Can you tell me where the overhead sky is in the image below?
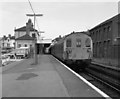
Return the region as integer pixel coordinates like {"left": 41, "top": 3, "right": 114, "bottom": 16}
{"left": 0, "top": 0, "right": 119, "bottom": 39}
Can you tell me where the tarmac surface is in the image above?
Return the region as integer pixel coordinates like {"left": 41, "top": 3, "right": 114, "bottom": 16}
{"left": 2, "top": 55, "right": 105, "bottom": 97}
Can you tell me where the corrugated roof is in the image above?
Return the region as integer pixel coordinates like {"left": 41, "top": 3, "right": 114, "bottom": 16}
{"left": 15, "top": 34, "right": 34, "bottom": 40}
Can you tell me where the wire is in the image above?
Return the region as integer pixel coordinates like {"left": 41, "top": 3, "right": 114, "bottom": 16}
{"left": 27, "top": 0, "right": 41, "bottom": 34}
{"left": 35, "top": 18, "right": 41, "bottom": 35}
{"left": 28, "top": 0, "right": 35, "bottom": 14}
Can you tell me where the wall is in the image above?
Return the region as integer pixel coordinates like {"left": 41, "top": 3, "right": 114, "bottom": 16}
{"left": 1, "top": 38, "right": 15, "bottom": 48}
{"left": 15, "top": 31, "right": 26, "bottom": 39}
{"left": 111, "top": 15, "right": 118, "bottom": 45}
{"left": 15, "top": 31, "right": 39, "bottom": 41}
{"left": 15, "top": 40, "right": 34, "bottom": 49}
{"left": 90, "top": 14, "right": 119, "bottom": 67}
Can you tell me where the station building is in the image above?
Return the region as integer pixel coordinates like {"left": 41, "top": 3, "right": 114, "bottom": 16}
{"left": 37, "top": 38, "right": 52, "bottom": 54}
{"left": 14, "top": 19, "right": 51, "bottom": 54}
{"left": 14, "top": 19, "right": 38, "bottom": 49}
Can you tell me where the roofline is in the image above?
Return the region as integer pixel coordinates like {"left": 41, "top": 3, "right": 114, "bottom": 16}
{"left": 89, "top": 13, "right": 119, "bottom": 31}
{"left": 64, "top": 31, "right": 89, "bottom": 39}
{"left": 14, "top": 26, "right": 38, "bottom": 32}
{"left": 15, "top": 37, "right": 34, "bottom": 40}
{"left": 15, "top": 34, "right": 34, "bottom": 40}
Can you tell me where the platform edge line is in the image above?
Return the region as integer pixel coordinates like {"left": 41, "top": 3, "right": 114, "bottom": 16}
{"left": 52, "top": 55, "right": 111, "bottom": 99}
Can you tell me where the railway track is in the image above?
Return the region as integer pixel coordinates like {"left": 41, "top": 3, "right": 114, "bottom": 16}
{"left": 80, "top": 64, "right": 120, "bottom": 98}
{"left": 53, "top": 56, "right": 120, "bottom": 98}
{"left": 63, "top": 62, "right": 120, "bottom": 98}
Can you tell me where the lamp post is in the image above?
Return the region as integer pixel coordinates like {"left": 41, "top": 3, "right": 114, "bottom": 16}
{"left": 0, "top": 44, "right": 1, "bottom": 67}
{"left": 26, "top": 14, "right": 43, "bottom": 65}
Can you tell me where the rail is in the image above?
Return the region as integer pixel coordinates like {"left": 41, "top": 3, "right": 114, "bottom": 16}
{"left": 86, "top": 63, "right": 120, "bottom": 93}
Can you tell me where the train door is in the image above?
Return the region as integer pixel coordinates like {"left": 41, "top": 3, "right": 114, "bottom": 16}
{"left": 64, "top": 38, "right": 72, "bottom": 60}
{"left": 83, "top": 37, "right": 92, "bottom": 59}
{"left": 75, "top": 37, "right": 83, "bottom": 59}
{"left": 68, "top": 35, "right": 83, "bottom": 60}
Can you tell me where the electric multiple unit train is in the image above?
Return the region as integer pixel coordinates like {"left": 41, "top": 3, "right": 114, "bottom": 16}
{"left": 49, "top": 31, "right": 93, "bottom": 71}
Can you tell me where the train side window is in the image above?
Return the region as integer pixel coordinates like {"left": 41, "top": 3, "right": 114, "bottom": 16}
{"left": 85, "top": 38, "right": 91, "bottom": 47}
{"left": 76, "top": 38, "right": 81, "bottom": 47}
{"left": 66, "top": 39, "right": 71, "bottom": 47}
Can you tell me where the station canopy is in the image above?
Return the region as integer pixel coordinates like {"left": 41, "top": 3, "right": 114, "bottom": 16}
{"left": 37, "top": 38, "right": 52, "bottom": 44}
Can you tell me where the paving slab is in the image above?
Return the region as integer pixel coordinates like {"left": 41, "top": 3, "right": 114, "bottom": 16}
{"left": 2, "top": 55, "right": 69, "bottom": 97}
{"left": 2, "top": 55, "right": 105, "bottom": 97}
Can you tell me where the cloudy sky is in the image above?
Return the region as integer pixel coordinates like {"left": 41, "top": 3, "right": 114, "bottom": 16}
{"left": 0, "top": 0, "right": 119, "bottom": 39}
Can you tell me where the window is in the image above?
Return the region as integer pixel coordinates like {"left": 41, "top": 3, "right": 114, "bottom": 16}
{"left": 98, "top": 32, "right": 100, "bottom": 41}
{"left": 96, "top": 31, "right": 98, "bottom": 40}
{"left": 32, "top": 33, "right": 36, "bottom": 38}
{"left": 25, "top": 44, "right": 27, "bottom": 47}
{"left": 2, "top": 43, "right": 4, "bottom": 47}
{"left": 30, "top": 44, "right": 32, "bottom": 47}
{"left": 18, "top": 44, "right": 21, "bottom": 48}
{"left": 66, "top": 39, "right": 71, "bottom": 47}
{"left": 76, "top": 38, "right": 81, "bottom": 47}
{"left": 85, "top": 38, "right": 91, "bottom": 47}
{"left": 7, "top": 43, "right": 10, "bottom": 47}
{"left": 107, "top": 26, "right": 111, "bottom": 32}
{"left": 99, "top": 30, "right": 101, "bottom": 41}
{"left": 103, "top": 27, "right": 106, "bottom": 32}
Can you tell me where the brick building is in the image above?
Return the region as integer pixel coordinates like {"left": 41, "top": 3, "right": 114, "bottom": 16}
{"left": 89, "top": 14, "right": 120, "bottom": 68}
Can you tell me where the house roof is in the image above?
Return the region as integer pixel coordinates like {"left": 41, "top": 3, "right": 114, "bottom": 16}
{"left": 10, "top": 36, "right": 15, "bottom": 40}
{"left": 1, "top": 36, "right": 15, "bottom": 40}
{"left": 15, "top": 34, "right": 34, "bottom": 40}
{"left": 15, "top": 26, "right": 38, "bottom": 32}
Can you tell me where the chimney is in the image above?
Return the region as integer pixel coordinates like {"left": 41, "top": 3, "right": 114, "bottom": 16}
{"left": 26, "top": 19, "right": 33, "bottom": 35}
{"left": 8, "top": 34, "right": 11, "bottom": 38}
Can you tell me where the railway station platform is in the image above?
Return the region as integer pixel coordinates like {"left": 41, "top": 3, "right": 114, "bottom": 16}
{"left": 2, "top": 55, "right": 110, "bottom": 98}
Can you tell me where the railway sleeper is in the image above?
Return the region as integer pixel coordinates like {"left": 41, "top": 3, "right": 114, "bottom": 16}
{"left": 89, "top": 64, "right": 120, "bottom": 80}
{"left": 86, "top": 68, "right": 120, "bottom": 91}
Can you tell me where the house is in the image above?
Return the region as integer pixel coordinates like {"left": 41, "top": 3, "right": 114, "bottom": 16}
{"left": 1, "top": 35, "right": 15, "bottom": 49}
{"left": 0, "top": 35, "right": 15, "bottom": 53}
{"left": 14, "top": 19, "right": 39, "bottom": 49}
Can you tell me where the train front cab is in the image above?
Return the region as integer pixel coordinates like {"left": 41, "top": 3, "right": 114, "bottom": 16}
{"left": 64, "top": 34, "right": 92, "bottom": 72}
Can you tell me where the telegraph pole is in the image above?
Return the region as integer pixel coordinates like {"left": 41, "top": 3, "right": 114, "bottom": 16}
{"left": 26, "top": 14, "right": 43, "bottom": 65}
